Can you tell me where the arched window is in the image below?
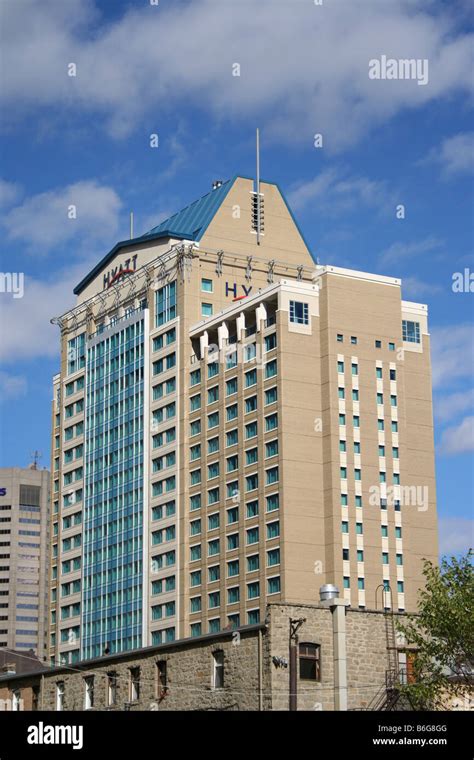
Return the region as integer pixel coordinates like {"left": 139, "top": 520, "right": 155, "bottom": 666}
{"left": 299, "top": 642, "right": 321, "bottom": 681}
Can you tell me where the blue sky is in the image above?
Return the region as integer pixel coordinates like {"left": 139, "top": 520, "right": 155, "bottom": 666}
{"left": 0, "top": 0, "right": 473, "bottom": 556}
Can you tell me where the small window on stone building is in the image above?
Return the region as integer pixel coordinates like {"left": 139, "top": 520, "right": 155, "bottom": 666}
{"left": 84, "top": 676, "right": 94, "bottom": 710}
{"left": 156, "top": 660, "right": 168, "bottom": 698}
{"left": 212, "top": 650, "right": 224, "bottom": 690}
{"left": 56, "top": 681, "right": 65, "bottom": 711}
{"left": 129, "top": 667, "right": 140, "bottom": 702}
{"left": 299, "top": 642, "right": 321, "bottom": 681}
{"left": 12, "top": 689, "right": 21, "bottom": 711}
{"left": 107, "top": 672, "right": 117, "bottom": 706}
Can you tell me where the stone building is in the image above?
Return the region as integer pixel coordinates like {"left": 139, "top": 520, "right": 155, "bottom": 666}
{"left": 0, "top": 598, "right": 410, "bottom": 711}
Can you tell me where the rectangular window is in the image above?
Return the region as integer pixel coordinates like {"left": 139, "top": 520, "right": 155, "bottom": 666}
{"left": 337, "top": 361, "right": 344, "bottom": 373}
{"left": 201, "top": 303, "right": 213, "bottom": 317}
{"left": 265, "top": 439, "right": 278, "bottom": 458}
{"left": 226, "top": 429, "right": 238, "bottom": 447}
{"left": 265, "top": 359, "right": 277, "bottom": 379}
{"left": 245, "top": 396, "right": 257, "bottom": 413}
{"left": 246, "top": 527, "right": 259, "bottom": 545}
{"left": 201, "top": 278, "right": 213, "bottom": 292}
{"left": 156, "top": 281, "right": 177, "bottom": 327}
{"left": 208, "top": 513, "right": 220, "bottom": 531}
{"left": 266, "top": 466, "right": 279, "bottom": 485}
{"left": 207, "top": 488, "right": 219, "bottom": 504}
{"left": 245, "top": 369, "right": 257, "bottom": 387}
{"left": 246, "top": 474, "right": 258, "bottom": 492}
{"left": 289, "top": 301, "right": 309, "bottom": 325}
{"left": 246, "top": 447, "right": 258, "bottom": 465}
{"left": 206, "top": 361, "right": 218, "bottom": 379}
{"left": 267, "top": 548, "right": 280, "bottom": 567}
{"left": 84, "top": 676, "right": 94, "bottom": 710}
{"left": 247, "top": 499, "right": 259, "bottom": 517}
{"left": 208, "top": 411, "right": 219, "bottom": 429}
{"left": 212, "top": 651, "right": 224, "bottom": 690}
{"left": 266, "top": 521, "right": 279, "bottom": 539}
{"left": 247, "top": 581, "right": 260, "bottom": 599}
{"left": 268, "top": 576, "right": 281, "bottom": 594}
{"left": 264, "top": 333, "right": 277, "bottom": 352}
{"left": 226, "top": 377, "right": 238, "bottom": 396}
{"left": 130, "top": 668, "right": 140, "bottom": 702}
{"left": 208, "top": 462, "right": 219, "bottom": 479}
{"left": 245, "top": 421, "right": 258, "bottom": 439}
{"left": 264, "top": 387, "right": 277, "bottom": 405}
{"left": 208, "top": 386, "right": 219, "bottom": 404}
{"left": 402, "top": 320, "right": 420, "bottom": 344}
{"left": 265, "top": 413, "right": 278, "bottom": 432}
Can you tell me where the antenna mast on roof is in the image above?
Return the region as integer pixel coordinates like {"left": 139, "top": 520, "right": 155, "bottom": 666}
{"left": 256, "top": 128, "right": 261, "bottom": 245}
{"left": 30, "top": 451, "right": 42, "bottom": 470}
{"left": 130, "top": 211, "right": 134, "bottom": 239}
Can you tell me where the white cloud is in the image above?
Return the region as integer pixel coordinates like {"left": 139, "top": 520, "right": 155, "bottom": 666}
{"left": 0, "top": 371, "right": 27, "bottom": 401}
{"left": 422, "top": 131, "right": 474, "bottom": 176}
{"left": 439, "top": 415, "right": 474, "bottom": 455}
{"left": 0, "top": 258, "right": 97, "bottom": 363}
{"left": 379, "top": 236, "right": 443, "bottom": 267}
{"left": 1, "top": 0, "right": 473, "bottom": 149}
{"left": 431, "top": 323, "right": 474, "bottom": 388}
{"left": 0, "top": 179, "right": 21, "bottom": 208}
{"left": 401, "top": 276, "right": 441, "bottom": 298}
{"left": 438, "top": 517, "right": 474, "bottom": 556}
{"left": 288, "top": 168, "right": 393, "bottom": 215}
{"left": 2, "top": 181, "right": 123, "bottom": 253}
{"left": 434, "top": 388, "right": 474, "bottom": 423}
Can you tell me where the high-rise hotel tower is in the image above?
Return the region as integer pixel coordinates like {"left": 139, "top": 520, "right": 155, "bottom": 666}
{"left": 49, "top": 176, "right": 437, "bottom": 664}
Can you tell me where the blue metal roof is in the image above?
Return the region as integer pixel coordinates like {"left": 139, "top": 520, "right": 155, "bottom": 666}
{"left": 141, "top": 178, "right": 234, "bottom": 242}
{"left": 73, "top": 179, "right": 235, "bottom": 295}
{"left": 73, "top": 175, "right": 313, "bottom": 295}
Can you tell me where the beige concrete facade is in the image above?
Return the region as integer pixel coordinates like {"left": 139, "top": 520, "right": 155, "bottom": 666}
{"left": 48, "top": 176, "right": 437, "bottom": 665}
{"left": 0, "top": 467, "right": 50, "bottom": 656}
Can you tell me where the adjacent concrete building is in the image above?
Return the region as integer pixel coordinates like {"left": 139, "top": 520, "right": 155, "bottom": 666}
{"left": 0, "top": 466, "right": 50, "bottom": 656}
{"left": 48, "top": 175, "right": 438, "bottom": 666}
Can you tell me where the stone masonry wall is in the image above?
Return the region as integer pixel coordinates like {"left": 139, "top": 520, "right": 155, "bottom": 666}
{"left": 264, "top": 603, "right": 394, "bottom": 711}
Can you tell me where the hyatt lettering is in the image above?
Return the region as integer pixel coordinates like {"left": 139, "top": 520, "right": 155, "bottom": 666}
{"left": 225, "top": 282, "right": 252, "bottom": 298}
{"left": 103, "top": 255, "right": 138, "bottom": 290}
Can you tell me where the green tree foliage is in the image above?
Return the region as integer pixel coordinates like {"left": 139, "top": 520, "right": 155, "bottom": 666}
{"left": 397, "top": 551, "right": 473, "bottom": 710}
